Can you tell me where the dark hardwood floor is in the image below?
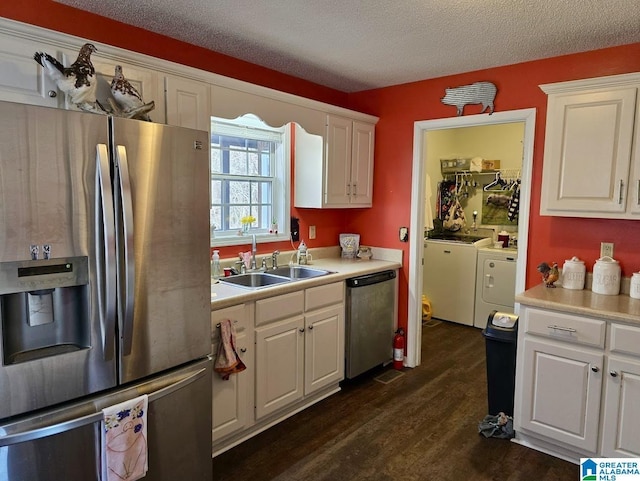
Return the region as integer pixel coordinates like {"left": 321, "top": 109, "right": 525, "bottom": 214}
{"left": 212, "top": 320, "right": 577, "bottom": 480}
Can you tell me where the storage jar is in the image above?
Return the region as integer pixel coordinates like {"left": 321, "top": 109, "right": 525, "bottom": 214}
{"left": 592, "top": 256, "right": 621, "bottom": 296}
{"left": 561, "top": 256, "right": 585, "bottom": 290}
{"left": 631, "top": 272, "right": 640, "bottom": 300}
{"left": 498, "top": 231, "right": 510, "bottom": 248}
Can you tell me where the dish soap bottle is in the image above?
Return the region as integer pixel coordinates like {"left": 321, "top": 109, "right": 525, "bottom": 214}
{"left": 211, "top": 250, "right": 221, "bottom": 280}
{"left": 297, "top": 240, "right": 308, "bottom": 265}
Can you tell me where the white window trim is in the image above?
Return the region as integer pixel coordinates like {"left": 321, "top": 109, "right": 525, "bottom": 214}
{"left": 210, "top": 117, "right": 290, "bottom": 248}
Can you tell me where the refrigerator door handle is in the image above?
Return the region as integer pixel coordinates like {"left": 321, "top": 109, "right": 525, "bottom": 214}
{"left": 0, "top": 365, "right": 208, "bottom": 447}
{"left": 96, "top": 144, "right": 117, "bottom": 361}
{"left": 115, "top": 145, "right": 135, "bottom": 355}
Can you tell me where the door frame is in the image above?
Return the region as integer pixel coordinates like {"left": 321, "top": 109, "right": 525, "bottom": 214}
{"left": 406, "top": 109, "right": 536, "bottom": 367}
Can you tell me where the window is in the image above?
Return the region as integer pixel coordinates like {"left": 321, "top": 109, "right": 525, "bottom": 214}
{"left": 210, "top": 114, "right": 289, "bottom": 246}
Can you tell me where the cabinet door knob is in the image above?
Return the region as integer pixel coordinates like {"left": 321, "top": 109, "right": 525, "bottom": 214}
{"left": 48, "top": 90, "right": 57, "bottom": 98}
{"left": 240, "top": 347, "right": 247, "bottom": 353}
{"left": 299, "top": 327, "right": 305, "bottom": 333}
{"left": 610, "top": 370, "right": 618, "bottom": 377}
{"left": 591, "top": 366, "right": 599, "bottom": 373}
{"left": 308, "top": 325, "right": 314, "bottom": 330}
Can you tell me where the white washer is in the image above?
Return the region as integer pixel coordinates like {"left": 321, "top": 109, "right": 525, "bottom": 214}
{"left": 474, "top": 247, "right": 518, "bottom": 329}
{"left": 423, "top": 237, "right": 491, "bottom": 326}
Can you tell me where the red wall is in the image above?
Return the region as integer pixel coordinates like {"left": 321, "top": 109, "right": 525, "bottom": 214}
{"left": 3, "top": 1, "right": 640, "bottom": 332}
{"left": 348, "top": 45, "right": 640, "bottom": 327}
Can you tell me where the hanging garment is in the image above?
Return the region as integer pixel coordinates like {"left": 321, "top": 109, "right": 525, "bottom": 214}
{"left": 507, "top": 181, "right": 520, "bottom": 222}
{"left": 443, "top": 198, "right": 466, "bottom": 231}
{"left": 424, "top": 174, "right": 434, "bottom": 231}
{"left": 438, "top": 180, "right": 457, "bottom": 221}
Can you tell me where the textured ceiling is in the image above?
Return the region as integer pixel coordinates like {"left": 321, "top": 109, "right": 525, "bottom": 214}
{"left": 54, "top": 0, "right": 640, "bottom": 92}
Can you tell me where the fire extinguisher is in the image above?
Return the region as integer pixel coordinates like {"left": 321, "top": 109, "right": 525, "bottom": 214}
{"left": 393, "top": 328, "right": 405, "bottom": 370}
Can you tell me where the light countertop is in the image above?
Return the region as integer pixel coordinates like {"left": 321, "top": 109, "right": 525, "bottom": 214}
{"left": 211, "top": 248, "right": 402, "bottom": 311}
{"left": 516, "top": 283, "right": 640, "bottom": 325}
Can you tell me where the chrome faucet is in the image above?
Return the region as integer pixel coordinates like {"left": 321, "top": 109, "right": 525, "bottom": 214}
{"left": 271, "top": 250, "right": 280, "bottom": 269}
{"left": 250, "top": 234, "right": 257, "bottom": 270}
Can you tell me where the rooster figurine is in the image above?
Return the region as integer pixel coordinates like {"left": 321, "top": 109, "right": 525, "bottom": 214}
{"left": 34, "top": 43, "right": 101, "bottom": 113}
{"left": 537, "top": 262, "right": 559, "bottom": 288}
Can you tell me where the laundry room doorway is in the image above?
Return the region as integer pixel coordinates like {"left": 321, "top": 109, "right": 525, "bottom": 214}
{"left": 405, "top": 109, "right": 536, "bottom": 368}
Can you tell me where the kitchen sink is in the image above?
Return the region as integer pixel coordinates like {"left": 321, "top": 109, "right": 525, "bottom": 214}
{"left": 219, "top": 266, "right": 333, "bottom": 289}
{"left": 269, "top": 266, "right": 333, "bottom": 279}
{"left": 219, "top": 272, "right": 291, "bottom": 289}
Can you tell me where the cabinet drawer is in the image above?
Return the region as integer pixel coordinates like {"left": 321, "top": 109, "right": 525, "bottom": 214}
{"left": 256, "top": 291, "right": 304, "bottom": 326}
{"left": 610, "top": 323, "right": 640, "bottom": 357}
{"left": 524, "top": 308, "right": 605, "bottom": 348}
{"left": 305, "top": 282, "right": 344, "bottom": 311}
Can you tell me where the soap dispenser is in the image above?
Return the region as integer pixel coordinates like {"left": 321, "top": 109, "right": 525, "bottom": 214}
{"left": 211, "top": 250, "right": 221, "bottom": 280}
{"left": 297, "top": 240, "right": 308, "bottom": 265}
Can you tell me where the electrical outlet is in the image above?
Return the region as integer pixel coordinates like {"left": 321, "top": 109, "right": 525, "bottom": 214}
{"left": 600, "top": 242, "right": 614, "bottom": 258}
{"left": 309, "top": 225, "right": 316, "bottom": 239}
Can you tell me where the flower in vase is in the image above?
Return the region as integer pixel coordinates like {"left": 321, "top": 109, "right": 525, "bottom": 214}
{"left": 240, "top": 215, "right": 256, "bottom": 234}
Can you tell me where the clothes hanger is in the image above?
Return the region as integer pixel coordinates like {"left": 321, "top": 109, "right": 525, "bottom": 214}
{"left": 483, "top": 172, "right": 506, "bottom": 191}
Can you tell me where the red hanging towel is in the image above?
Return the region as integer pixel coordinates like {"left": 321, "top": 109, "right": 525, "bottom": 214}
{"left": 214, "top": 319, "right": 246, "bottom": 380}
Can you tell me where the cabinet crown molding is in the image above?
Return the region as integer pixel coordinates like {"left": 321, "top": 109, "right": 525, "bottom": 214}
{"left": 0, "top": 17, "right": 378, "bottom": 124}
{"left": 540, "top": 72, "right": 640, "bottom": 95}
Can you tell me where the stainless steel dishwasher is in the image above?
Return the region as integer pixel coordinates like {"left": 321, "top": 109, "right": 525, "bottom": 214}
{"left": 345, "top": 270, "right": 397, "bottom": 378}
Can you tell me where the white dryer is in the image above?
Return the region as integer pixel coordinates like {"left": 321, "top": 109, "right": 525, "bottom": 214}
{"left": 474, "top": 247, "right": 518, "bottom": 329}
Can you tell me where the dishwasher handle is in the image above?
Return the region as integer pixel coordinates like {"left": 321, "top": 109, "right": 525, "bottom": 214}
{"left": 346, "top": 270, "right": 396, "bottom": 288}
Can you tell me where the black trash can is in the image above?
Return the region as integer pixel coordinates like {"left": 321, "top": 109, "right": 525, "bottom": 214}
{"left": 482, "top": 310, "right": 518, "bottom": 417}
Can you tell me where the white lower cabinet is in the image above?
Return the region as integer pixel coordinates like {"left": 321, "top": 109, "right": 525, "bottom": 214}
{"left": 255, "top": 313, "right": 305, "bottom": 419}
{"left": 212, "top": 281, "right": 345, "bottom": 455}
{"left": 255, "top": 283, "right": 344, "bottom": 420}
{"left": 515, "top": 305, "right": 640, "bottom": 461}
{"left": 211, "top": 303, "right": 254, "bottom": 444}
{"left": 601, "top": 356, "right": 640, "bottom": 457}
{"left": 519, "top": 337, "right": 603, "bottom": 452}
{"left": 600, "top": 321, "right": 640, "bottom": 457}
{"left": 304, "top": 304, "right": 344, "bottom": 395}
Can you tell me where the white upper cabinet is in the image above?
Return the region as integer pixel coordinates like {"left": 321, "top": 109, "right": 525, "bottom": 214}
{"left": 165, "top": 75, "right": 211, "bottom": 131}
{"left": 90, "top": 57, "right": 166, "bottom": 124}
{"left": 540, "top": 73, "right": 640, "bottom": 218}
{"left": 0, "top": 31, "right": 60, "bottom": 107}
{"left": 351, "top": 120, "right": 376, "bottom": 206}
{"left": 0, "top": 28, "right": 166, "bottom": 122}
{"left": 295, "top": 114, "right": 375, "bottom": 208}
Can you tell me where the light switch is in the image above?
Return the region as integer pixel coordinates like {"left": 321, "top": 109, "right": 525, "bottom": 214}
{"left": 309, "top": 225, "right": 316, "bottom": 239}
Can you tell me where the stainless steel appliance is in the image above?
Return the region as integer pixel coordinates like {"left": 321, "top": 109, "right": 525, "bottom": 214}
{"left": 0, "top": 101, "right": 212, "bottom": 480}
{"left": 345, "top": 270, "right": 397, "bottom": 378}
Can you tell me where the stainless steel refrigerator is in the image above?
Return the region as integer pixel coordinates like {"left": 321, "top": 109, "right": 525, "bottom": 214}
{"left": 0, "top": 100, "right": 212, "bottom": 480}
